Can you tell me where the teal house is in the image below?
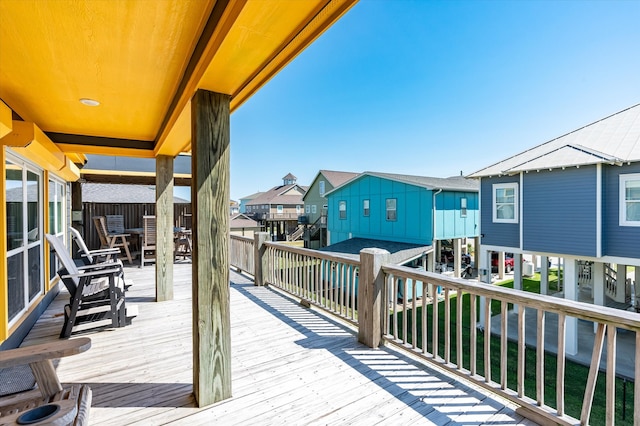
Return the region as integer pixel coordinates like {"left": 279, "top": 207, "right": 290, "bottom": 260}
{"left": 325, "top": 172, "right": 480, "bottom": 275}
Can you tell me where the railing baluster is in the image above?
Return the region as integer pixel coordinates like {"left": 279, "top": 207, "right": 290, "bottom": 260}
{"left": 556, "top": 313, "right": 566, "bottom": 417}
{"left": 432, "top": 282, "right": 439, "bottom": 360}
{"left": 444, "top": 287, "right": 450, "bottom": 364}
{"left": 470, "top": 293, "right": 477, "bottom": 376}
{"left": 484, "top": 297, "right": 491, "bottom": 383}
{"left": 402, "top": 278, "right": 408, "bottom": 345}
{"left": 517, "top": 304, "right": 525, "bottom": 398}
{"left": 423, "top": 282, "right": 428, "bottom": 355}
{"left": 412, "top": 279, "right": 417, "bottom": 349}
{"left": 605, "top": 326, "right": 617, "bottom": 424}
{"left": 536, "top": 309, "right": 545, "bottom": 406}
{"left": 500, "top": 301, "right": 507, "bottom": 390}
{"left": 393, "top": 276, "right": 399, "bottom": 340}
{"left": 456, "top": 291, "right": 463, "bottom": 370}
{"left": 580, "top": 323, "right": 606, "bottom": 425}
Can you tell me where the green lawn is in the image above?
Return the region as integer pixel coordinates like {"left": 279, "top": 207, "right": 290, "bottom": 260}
{"left": 390, "top": 274, "right": 634, "bottom": 425}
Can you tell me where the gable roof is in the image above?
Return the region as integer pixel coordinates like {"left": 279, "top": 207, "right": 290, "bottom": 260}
{"left": 230, "top": 213, "right": 260, "bottom": 229}
{"left": 82, "top": 183, "right": 189, "bottom": 203}
{"left": 240, "top": 191, "right": 263, "bottom": 202}
{"left": 469, "top": 104, "right": 640, "bottom": 178}
{"left": 326, "top": 172, "right": 479, "bottom": 196}
{"left": 247, "top": 184, "right": 307, "bottom": 206}
{"left": 302, "top": 169, "right": 360, "bottom": 201}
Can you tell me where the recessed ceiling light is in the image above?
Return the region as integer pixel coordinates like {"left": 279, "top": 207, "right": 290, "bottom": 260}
{"left": 80, "top": 98, "right": 100, "bottom": 106}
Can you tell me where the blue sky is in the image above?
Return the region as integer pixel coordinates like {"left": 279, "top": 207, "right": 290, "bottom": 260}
{"left": 200, "top": 0, "right": 640, "bottom": 202}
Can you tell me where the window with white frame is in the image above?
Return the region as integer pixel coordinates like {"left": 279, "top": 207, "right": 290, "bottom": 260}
{"left": 277, "top": 205, "right": 283, "bottom": 214}
{"left": 363, "top": 199, "right": 370, "bottom": 217}
{"left": 5, "top": 152, "right": 43, "bottom": 325}
{"left": 311, "top": 205, "right": 317, "bottom": 214}
{"left": 339, "top": 201, "right": 347, "bottom": 219}
{"left": 296, "top": 205, "right": 302, "bottom": 214}
{"left": 620, "top": 173, "right": 640, "bottom": 226}
{"left": 319, "top": 181, "right": 325, "bottom": 196}
{"left": 461, "top": 197, "right": 467, "bottom": 217}
{"left": 305, "top": 205, "right": 310, "bottom": 214}
{"left": 386, "top": 198, "right": 397, "bottom": 221}
{"left": 493, "top": 183, "right": 518, "bottom": 223}
{"left": 48, "top": 177, "right": 67, "bottom": 280}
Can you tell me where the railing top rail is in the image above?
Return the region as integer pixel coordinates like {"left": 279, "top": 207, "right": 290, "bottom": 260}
{"left": 230, "top": 234, "right": 253, "bottom": 243}
{"left": 264, "top": 241, "right": 360, "bottom": 267}
{"left": 383, "top": 263, "right": 640, "bottom": 331}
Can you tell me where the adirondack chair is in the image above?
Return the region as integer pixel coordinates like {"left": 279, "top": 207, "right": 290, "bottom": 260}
{"left": 45, "top": 234, "right": 130, "bottom": 338}
{"left": 0, "top": 338, "right": 92, "bottom": 425}
{"left": 69, "top": 227, "right": 134, "bottom": 290}
{"left": 140, "top": 215, "right": 156, "bottom": 267}
{"left": 93, "top": 216, "right": 133, "bottom": 264}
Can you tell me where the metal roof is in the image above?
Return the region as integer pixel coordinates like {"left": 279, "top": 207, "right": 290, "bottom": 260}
{"left": 82, "top": 183, "right": 189, "bottom": 204}
{"left": 469, "top": 104, "right": 640, "bottom": 177}
{"left": 327, "top": 172, "right": 479, "bottom": 196}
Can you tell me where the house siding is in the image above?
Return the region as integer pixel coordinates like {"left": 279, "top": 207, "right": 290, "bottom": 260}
{"left": 480, "top": 175, "right": 520, "bottom": 248}
{"left": 522, "top": 167, "right": 597, "bottom": 256}
{"left": 302, "top": 176, "right": 328, "bottom": 224}
{"left": 434, "top": 191, "right": 479, "bottom": 240}
{"left": 603, "top": 162, "right": 640, "bottom": 257}
{"left": 327, "top": 175, "right": 433, "bottom": 245}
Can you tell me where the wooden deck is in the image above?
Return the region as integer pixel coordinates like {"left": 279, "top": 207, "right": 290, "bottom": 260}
{"left": 21, "top": 263, "right": 537, "bottom": 425}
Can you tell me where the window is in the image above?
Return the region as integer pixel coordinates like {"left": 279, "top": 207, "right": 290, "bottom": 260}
{"left": 620, "top": 173, "right": 640, "bottom": 226}
{"left": 6, "top": 153, "right": 43, "bottom": 325}
{"left": 276, "top": 205, "right": 283, "bottom": 214}
{"left": 48, "top": 178, "right": 66, "bottom": 280}
{"left": 305, "top": 205, "right": 310, "bottom": 214}
{"left": 296, "top": 205, "right": 302, "bottom": 214}
{"left": 493, "top": 183, "right": 518, "bottom": 223}
{"left": 461, "top": 197, "right": 467, "bottom": 218}
{"left": 311, "top": 205, "right": 317, "bottom": 214}
{"left": 319, "top": 181, "right": 325, "bottom": 196}
{"left": 363, "top": 199, "right": 370, "bottom": 217}
{"left": 386, "top": 198, "right": 397, "bottom": 221}
{"left": 339, "top": 201, "right": 347, "bottom": 219}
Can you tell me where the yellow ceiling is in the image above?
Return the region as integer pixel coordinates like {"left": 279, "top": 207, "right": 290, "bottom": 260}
{"left": 0, "top": 0, "right": 358, "bottom": 159}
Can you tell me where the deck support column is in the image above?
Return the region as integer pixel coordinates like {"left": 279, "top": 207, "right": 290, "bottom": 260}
{"left": 191, "top": 89, "right": 232, "bottom": 406}
{"left": 453, "top": 238, "right": 461, "bottom": 278}
{"left": 540, "top": 256, "right": 549, "bottom": 295}
{"left": 592, "top": 262, "right": 605, "bottom": 333}
{"left": 498, "top": 251, "right": 505, "bottom": 279}
{"left": 564, "top": 258, "right": 578, "bottom": 355}
{"left": 156, "top": 155, "right": 174, "bottom": 302}
{"left": 254, "top": 232, "right": 268, "bottom": 286}
{"left": 513, "top": 253, "right": 523, "bottom": 314}
{"left": 358, "top": 248, "right": 391, "bottom": 348}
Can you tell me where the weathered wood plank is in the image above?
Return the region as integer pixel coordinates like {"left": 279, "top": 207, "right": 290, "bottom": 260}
{"left": 191, "top": 89, "right": 231, "bottom": 406}
{"left": 155, "top": 154, "right": 174, "bottom": 301}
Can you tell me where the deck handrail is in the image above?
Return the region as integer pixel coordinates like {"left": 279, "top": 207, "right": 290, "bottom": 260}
{"left": 229, "top": 233, "right": 640, "bottom": 425}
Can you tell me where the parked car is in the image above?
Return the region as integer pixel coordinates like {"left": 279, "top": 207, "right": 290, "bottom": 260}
{"left": 491, "top": 252, "right": 514, "bottom": 273}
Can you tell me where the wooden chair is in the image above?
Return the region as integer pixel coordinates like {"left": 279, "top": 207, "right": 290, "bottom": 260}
{"left": 140, "top": 215, "right": 156, "bottom": 267}
{"left": 46, "top": 234, "right": 131, "bottom": 338}
{"left": 93, "top": 216, "right": 133, "bottom": 264}
{"left": 0, "top": 338, "right": 92, "bottom": 425}
{"left": 69, "top": 227, "right": 134, "bottom": 290}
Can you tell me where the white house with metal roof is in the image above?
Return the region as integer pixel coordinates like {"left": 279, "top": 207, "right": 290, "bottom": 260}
{"left": 469, "top": 104, "right": 640, "bottom": 354}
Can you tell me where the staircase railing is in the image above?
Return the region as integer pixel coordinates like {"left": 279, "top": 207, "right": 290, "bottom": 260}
{"left": 289, "top": 226, "right": 305, "bottom": 241}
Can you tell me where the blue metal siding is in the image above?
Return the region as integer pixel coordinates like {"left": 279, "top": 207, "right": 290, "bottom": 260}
{"left": 603, "top": 162, "right": 640, "bottom": 257}
{"left": 326, "top": 175, "right": 433, "bottom": 245}
{"left": 522, "top": 167, "right": 597, "bottom": 256}
{"left": 434, "top": 191, "right": 479, "bottom": 239}
{"left": 480, "top": 176, "right": 520, "bottom": 248}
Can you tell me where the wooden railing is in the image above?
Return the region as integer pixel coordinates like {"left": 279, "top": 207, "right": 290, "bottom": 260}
{"left": 381, "top": 263, "right": 640, "bottom": 425}
{"left": 229, "top": 233, "right": 639, "bottom": 425}
{"left": 230, "top": 234, "right": 255, "bottom": 275}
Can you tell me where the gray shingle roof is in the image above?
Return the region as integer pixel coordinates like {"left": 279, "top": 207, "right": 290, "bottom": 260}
{"left": 319, "top": 170, "right": 360, "bottom": 187}
{"left": 82, "top": 183, "right": 189, "bottom": 203}
{"left": 469, "top": 104, "right": 640, "bottom": 177}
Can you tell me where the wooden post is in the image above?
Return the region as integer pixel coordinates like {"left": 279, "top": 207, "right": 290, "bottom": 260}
{"left": 254, "top": 232, "right": 268, "bottom": 286}
{"left": 156, "top": 155, "right": 174, "bottom": 302}
{"left": 540, "top": 255, "right": 549, "bottom": 295}
{"left": 191, "top": 89, "right": 231, "bottom": 406}
{"left": 358, "top": 248, "right": 391, "bottom": 348}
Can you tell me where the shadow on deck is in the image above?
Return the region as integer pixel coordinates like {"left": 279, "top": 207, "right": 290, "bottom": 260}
{"left": 20, "top": 264, "right": 536, "bottom": 425}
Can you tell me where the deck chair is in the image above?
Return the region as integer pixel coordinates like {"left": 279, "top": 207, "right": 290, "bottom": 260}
{"left": 69, "top": 227, "right": 134, "bottom": 290}
{"left": 46, "top": 234, "right": 130, "bottom": 338}
{"left": 93, "top": 216, "right": 133, "bottom": 264}
{"left": 140, "top": 215, "right": 156, "bottom": 267}
{"left": 0, "top": 338, "right": 92, "bottom": 425}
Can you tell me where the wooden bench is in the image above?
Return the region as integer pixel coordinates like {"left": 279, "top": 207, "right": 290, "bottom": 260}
{"left": 0, "top": 338, "right": 92, "bottom": 425}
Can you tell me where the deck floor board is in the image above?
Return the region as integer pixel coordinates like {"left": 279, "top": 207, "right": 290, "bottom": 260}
{"left": 19, "top": 264, "right": 534, "bottom": 425}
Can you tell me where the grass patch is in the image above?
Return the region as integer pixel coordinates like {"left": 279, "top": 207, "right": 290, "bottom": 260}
{"left": 390, "top": 275, "right": 634, "bottom": 425}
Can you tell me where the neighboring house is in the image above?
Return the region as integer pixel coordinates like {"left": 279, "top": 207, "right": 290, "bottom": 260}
{"left": 301, "top": 169, "right": 359, "bottom": 248}
{"left": 230, "top": 200, "right": 239, "bottom": 215}
{"left": 246, "top": 173, "right": 307, "bottom": 241}
{"left": 239, "top": 191, "right": 263, "bottom": 214}
{"left": 325, "top": 171, "right": 479, "bottom": 274}
{"left": 230, "top": 213, "right": 262, "bottom": 238}
{"left": 469, "top": 104, "right": 640, "bottom": 354}
{"left": 82, "top": 183, "right": 189, "bottom": 204}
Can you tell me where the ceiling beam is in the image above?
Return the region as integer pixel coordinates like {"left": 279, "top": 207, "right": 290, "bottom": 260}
{"left": 47, "top": 132, "right": 156, "bottom": 158}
